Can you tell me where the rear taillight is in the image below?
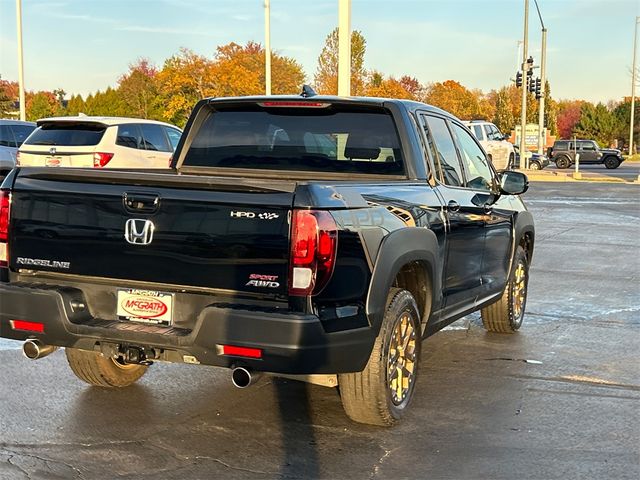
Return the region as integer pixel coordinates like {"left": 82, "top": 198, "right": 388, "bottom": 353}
{"left": 0, "top": 190, "right": 10, "bottom": 267}
{"left": 289, "top": 210, "right": 338, "bottom": 296}
{"left": 93, "top": 152, "right": 114, "bottom": 168}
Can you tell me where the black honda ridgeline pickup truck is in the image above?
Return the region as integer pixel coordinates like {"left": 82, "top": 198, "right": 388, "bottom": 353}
{"left": 0, "top": 93, "right": 534, "bottom": 426}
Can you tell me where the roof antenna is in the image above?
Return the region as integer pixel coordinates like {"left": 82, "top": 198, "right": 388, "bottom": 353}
{"left": 300, "top": 85, "right": 317, "bottom": 98}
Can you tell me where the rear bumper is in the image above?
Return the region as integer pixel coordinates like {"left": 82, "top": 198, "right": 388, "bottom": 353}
{"left": 0, "top": 283, "right": 375, "bottom": 374}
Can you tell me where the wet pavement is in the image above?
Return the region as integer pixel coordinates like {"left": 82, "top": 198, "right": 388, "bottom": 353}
{"left": 0, "top": 182, "right": 638, "bottom": 479}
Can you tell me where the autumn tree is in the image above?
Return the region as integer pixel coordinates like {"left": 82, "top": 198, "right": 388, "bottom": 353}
{"left": 398, "top": 75, "right": 426, "bottom": 102}
{"left": 157, "top": 48, "right": 216, "bottom": 127}
{"left": 118, "top": 58, "right": 161, "bottom": 119}
{"left": 0, "top": 79, "right": 17, "bottom": 117}
{"left": 363, "top": 71, "right": 414, "bottom": 99}
{"left": 556, "top": 100, "right": 584, "bottom": 139}
{"left": 425, "top": 80, "right": 487, "bottom": 119}
{"left": 314, "top": 28, "right": 367, "bottom": 95}
{"left": 26, "top": 91, "right": 60, "bottom": 120}
{"left": 212, "top": 41, "right": 304, "bottom": 97}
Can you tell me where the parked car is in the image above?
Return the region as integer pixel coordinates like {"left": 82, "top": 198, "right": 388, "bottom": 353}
{"left": 463, "top": 120, "right": 515, "bottom": 170}
{"left": 0, "top": 119, "right": 36, "bottom": 178}
{"left": 512, "top": 146, "right": 550, "bottom": 170}
{"left": 548, "top": 139, "right": 624, "bottom": 169}
{"left": 0, "top": 92, "right": 534, "bottom": 426}
{"left": 17, "top": 116, "right": 182, "bottom": 169}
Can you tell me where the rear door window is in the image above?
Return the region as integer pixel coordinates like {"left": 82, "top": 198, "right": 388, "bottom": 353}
{"left": 421, "top": 115, "right": 464, "bottom": 187}
{"left": 182, "top": 104, "right": 405, "bottom": 176}
{"left": 140, "top": 124, "right": 171, "bottom": 152}
{"left": 116, "top": 124, "right": 143, "bottom": 149}
{"left": 24, "top": 123, "right": 106, "bottom": 146}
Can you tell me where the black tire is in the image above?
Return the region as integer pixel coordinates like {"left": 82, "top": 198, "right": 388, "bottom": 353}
{"left": 604, "top": 156, "right": 619, "bottom": 169}
{"left": 555, "top": 156, "right": 570, "bottom": 169}
{"left": 65, "top": 348, "right": 148, "bottom": 387}
{"left": 339, "top": 288, "right": 422, "bottom": 426}
{"left": 529, "top": 161, "right": 541, "bottom": 170}
{"left": 481, "top": 246, "right": 529, "bottom": 333}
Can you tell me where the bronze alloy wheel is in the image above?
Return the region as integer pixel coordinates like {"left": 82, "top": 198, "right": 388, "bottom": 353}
{"left": 511, "top": 259, "right": 527, "bottom": 327}
{"left": 387, "top": 312, "right": 418, "bottom": 406}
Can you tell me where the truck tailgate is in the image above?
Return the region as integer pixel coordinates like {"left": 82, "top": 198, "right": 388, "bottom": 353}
{"left": 9, "top": 170, "right": 294, "bottom": 297}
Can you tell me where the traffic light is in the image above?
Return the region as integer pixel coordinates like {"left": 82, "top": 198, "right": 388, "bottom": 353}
{"left": 528, "top": 75, "right": 536, "bottom": 93}
{"left": 515, "top": 71, "right": 523, "bottom": 88}
{"left": 535, "top": 78, "right": 542, "bottom": 99}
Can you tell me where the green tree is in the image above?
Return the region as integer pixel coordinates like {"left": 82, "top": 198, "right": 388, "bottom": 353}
{"left": 573, "top": 102, "right": 617, "bottom": 147}
{"left": 543, "top": 81, "right": 558, "bottom": 137}
{"left": 314, "top": 28, "right": 367, "bottom": 95}
{"left": 492, "top": 87, "right": 515, "bottom": 134}
{"left": 65, "top": 94, "right": 86, "bottom": 116}
{"left": 612, "top": 101, "right": 639, "bottom": 151}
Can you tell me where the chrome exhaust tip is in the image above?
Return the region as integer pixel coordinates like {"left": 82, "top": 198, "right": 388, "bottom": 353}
{"left": 23, "top": 339, "right": 57, "bottom": 360}
{"left": 231, "top": 367, "right": 260, "bottom": 388}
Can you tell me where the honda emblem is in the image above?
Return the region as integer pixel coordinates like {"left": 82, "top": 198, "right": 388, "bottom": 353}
{"left": 124, "top": 219, "right": 154, "bottom": 245}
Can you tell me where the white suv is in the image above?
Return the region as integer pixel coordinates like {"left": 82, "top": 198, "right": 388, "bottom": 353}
{"left": 462, "top": 120, "right": 515, "bottom": 170}
{"left": 18, "top": 116, "right": 182, "bottom": 169}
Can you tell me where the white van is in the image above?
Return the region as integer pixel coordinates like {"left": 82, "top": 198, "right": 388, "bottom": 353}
{"left": 462, "top": 120, "right": 515, "bottom": 170}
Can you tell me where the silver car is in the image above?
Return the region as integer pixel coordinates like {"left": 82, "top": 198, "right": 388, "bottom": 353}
{"left": 0, "top": 119, "right": 36, "bottom": 178}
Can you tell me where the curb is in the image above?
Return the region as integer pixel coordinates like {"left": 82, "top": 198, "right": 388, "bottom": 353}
{"left": 524, "top": 171, "right": 639, "bottom": 185}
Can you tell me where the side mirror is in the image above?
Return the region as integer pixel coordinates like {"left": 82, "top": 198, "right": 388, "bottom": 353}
{"left": 499, "top": 170, "right": 529, "bottom": 195}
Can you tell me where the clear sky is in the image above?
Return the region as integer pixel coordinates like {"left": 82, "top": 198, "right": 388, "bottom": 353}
{"left": 0, "top": 0, "right": 638, "bottom": 103}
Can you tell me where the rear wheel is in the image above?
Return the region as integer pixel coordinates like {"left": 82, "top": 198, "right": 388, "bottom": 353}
{"left": 481, "top": 246, "right": 529, "bottom": 333}
{"left": 65, "top": 348, "right": 148, "bottom": 387}
{"left": 555, "top": 156, "right": 570, "bottom": 169}
{"left": 339, "top": 288, "right": 422, "bottom": 426}
{"left": 529, "top": 161, "right": 541, "bottom": 170}
{"left": 604, "top": 157, "right": 620, "bottom": 169}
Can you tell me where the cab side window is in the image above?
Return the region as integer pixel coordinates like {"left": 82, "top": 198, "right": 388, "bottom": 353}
{"left": 421, "top": 115, "right": 464, "bottom": 187}
{"left": 451, "top": 123, "right": 494, "bottom": 192}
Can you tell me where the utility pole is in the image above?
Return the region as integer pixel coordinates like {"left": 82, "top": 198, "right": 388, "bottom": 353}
{"left": 337, "top": 0, "right": 351, "bottom": 96}
{"left": 537, "top": 28, "right": 547, "bottom": 155}
{"left": 519, "top": 0, "right": 529, "bottom": 169}
{"left": 533, "top": 0, "right": 546, "bottom": 156}
{"left": 264, "top": 0, "right": 271, "bottom": 95}
{"left": 16, "top": 0, "right": 26, "bottom": 120}
{"left": 629, "top": 16, "right": 639, "bottom": 156}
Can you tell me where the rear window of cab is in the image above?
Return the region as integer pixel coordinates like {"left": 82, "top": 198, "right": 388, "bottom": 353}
{"left": 24, "top": 123, "right": 106, "bottom": 147}
{"left": 182, "top": 104, "right": 405, "bottom": 176}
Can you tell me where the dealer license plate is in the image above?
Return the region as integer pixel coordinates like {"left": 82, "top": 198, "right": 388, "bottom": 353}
{"left": 116, "top": 289, "right": 174, "bottom": 326}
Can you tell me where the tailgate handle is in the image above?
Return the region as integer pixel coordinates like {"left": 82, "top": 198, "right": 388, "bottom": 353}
{"left": 123, "top": 192, "right": 160, "bottom": 213}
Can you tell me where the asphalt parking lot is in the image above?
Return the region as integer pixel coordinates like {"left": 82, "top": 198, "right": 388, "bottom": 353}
{"left": 0, "top": 181, "right": 638, "bottom": 480}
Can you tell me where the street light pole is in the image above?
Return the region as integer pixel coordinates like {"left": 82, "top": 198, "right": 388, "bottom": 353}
{"left": 16, "top": 0, "right": 26, "bottom": 120}
{"left": 264, "top": 0, "right": 271, "bottom": 95}
{"left": 519, "top": 0, "right": 529, "bottom": 169}
{"left": 629, "top": 16, "right": 639, "bottom": 156}
{"left": 337, "top": 0, "right": 351, "bottom": 96}
{"left": 538, "top": 27, "right": 547, "bottom": 155}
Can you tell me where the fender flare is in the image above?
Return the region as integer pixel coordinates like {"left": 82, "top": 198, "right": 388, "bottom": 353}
{"left": 513, "top": 210, "right": 535, "bottom": 263}
{"left": 365, "top": 228, "right": 441, "bottom": 335}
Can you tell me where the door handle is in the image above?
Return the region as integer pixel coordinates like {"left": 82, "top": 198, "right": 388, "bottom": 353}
{"left": 447, "top": 200, "right": 460, "bottom": 212}
{"left": 123, "top": 192, "right": 161, "bottom": 213}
